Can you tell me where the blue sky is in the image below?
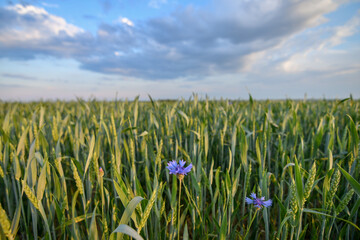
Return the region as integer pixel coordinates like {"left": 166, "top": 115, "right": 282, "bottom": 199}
{"left": 0, "top": 0, "right": 359, "bottom": 101}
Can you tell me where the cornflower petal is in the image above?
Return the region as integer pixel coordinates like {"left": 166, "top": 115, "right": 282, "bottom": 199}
{"left": 246, "top": 193, "right": 272, "bottom": 209}
{"left": 169, "top": 160, "right": 178, "bottom": 168}
{"left": 179, "top": 159, "right": 186, "bottom": 167}
{"left": 245, "top": 197, "right": 253, "bottom": 204}
{"left": 262, "top": 199, "right": 272, "bottom": 207}
{"left": 183, "top": 163, "right": 193, "bottom": 175}
{"left": 167, "top": 160, "right": 192, "bottom": 177}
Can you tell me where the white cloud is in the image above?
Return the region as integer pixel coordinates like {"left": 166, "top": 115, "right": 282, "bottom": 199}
{"left": 276, "top": 13, "right": 360, "bottom": 73}
{"left": 119, "top": 17, "right": 134, "bottom": 27}
{"left": 0, "top": 4, "right": 83, "bottom": 46}
{"left": 327, "top": 14, "right": 360, "bottom": 47}
{"left": 7, "top": 4, "right": 48, "bottom": 15}
{"left": 0, "top": 1, "right": 358, "bottom": 84}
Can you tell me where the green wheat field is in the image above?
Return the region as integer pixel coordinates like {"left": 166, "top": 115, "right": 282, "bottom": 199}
{"left": 0, "top": 96, "right": 359, "bottom": 240}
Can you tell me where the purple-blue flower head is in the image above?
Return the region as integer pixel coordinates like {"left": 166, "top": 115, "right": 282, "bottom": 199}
{"left": 245, "top": 193, "right": 272, "bottom": 209}
{"left": 167, "top": 160, "right": 192, "bottom": 178}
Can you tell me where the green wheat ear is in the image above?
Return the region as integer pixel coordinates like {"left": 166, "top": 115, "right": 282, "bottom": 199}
{"left": 23, "top": 181, "right": 40, "bottom": 210}
{"left": 0, "top": 203, "right": 11, "bottom": 238}
{"left": 289, "top": 183, "right": 298, "bottom": 226}
{"left": 71, "top": 160, "right": 84, "bottom": 195}
{"left": 160, "top": 200, "right": 166, "bottom": 217}
{"left": 303, "top": 162, "right": 316, "bottom": 204}
{"left": 102, "top": 215, "right": 109, "bottom": 238}
{"left": 138, "top": 182, "right": 162, "bottom": 233}
{"left": 335, "top": 189, "right": 354, "bottom": 216}
{"left": 246, "top": 162, "right": 252, "bottom": 192}
{"left": 167, "top": 205, "right": 177, "bottom": 225}
{"left": 0, "top": 165, "right": 4, "bottom": 178}
{"left": 326, "top": 169, "right": 341, "bottom": 209}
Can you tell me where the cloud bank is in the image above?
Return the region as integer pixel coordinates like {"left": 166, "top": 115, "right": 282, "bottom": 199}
{"left": 0, "top": 0, "right": 358, "bottom": 81}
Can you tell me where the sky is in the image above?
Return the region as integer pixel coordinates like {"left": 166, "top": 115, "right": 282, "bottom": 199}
{"left": 0, "top": 0, "right": 359, "bottom": 101}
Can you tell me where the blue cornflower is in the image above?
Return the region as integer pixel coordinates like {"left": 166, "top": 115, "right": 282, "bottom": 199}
{"left": 167, "top": 160, "right": 192, "bottom": 179}
{"left": 245, "top": 193, "right": 272, "bottom": 209}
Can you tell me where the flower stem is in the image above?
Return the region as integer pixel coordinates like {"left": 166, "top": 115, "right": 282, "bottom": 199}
{"left": 178, "top": 178, "right": 182, "bottom": 240}
{"left": 244, "top": 209, "right": 258, "bottom": 240}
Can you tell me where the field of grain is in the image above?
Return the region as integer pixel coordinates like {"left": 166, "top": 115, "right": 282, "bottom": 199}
{"left": 0, "top": 97, "right": 359, "bottom": 240}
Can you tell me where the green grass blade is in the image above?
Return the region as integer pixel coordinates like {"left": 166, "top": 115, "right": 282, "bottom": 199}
{"left": 337, "top": 164, "right": 360, "bottom": 197}
{"left": 36, "top": 161, "right": 47, "bottom": 201}
{"left": 219, "top": 209, "right": 227, "bottom": 240}
{"left": 10, "top": 201, "right": 22, "bottom": 237}
{"left": 294, "top": 156, "right": 303, "bottom": 207}
{"left": 303, "top": 208, "right": 360, "bottom": 231}
{"left": 89, "top": 206, "right": 99, "bottom": 240}
{"left": 83, "top": 134, "right": 95, "bottom": 178}
{"left": 112, "top": 224, "right": 144, "bottom": 240}
{"left": 119, "top": 196, "right": 144, "bottom": 225}
{"left": 38, "top": 202, "right": 52, "bottom": 240}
